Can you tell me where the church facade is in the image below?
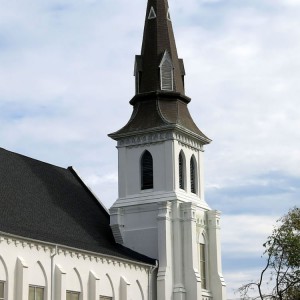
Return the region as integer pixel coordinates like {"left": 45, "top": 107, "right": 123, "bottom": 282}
{"left": 0, "top": 0, "right": 226, "bottom": 300}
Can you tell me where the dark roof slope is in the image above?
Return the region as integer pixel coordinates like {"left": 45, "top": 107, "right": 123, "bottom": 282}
{"left": 109, "top": 0, "right": 210, "bottom": 143}
{"left": 0, "top": 147, "right": 155, "bottom": 265}
{"left": 109, "top": 92, "right": 211, "bottom": 144}
{"left": 138, "top": 0, "right": 185, "bottom": 94}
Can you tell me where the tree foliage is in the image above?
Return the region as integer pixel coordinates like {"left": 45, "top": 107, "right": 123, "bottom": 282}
{"left": 238, "top": 207, "right": 300, "bottom": 300}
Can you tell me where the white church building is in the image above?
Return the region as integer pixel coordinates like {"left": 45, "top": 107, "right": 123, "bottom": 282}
{"left": 0, "top": 0, "right": 226, "bottom": 299}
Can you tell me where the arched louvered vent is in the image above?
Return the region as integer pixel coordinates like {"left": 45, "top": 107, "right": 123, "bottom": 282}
{"left": 179, "top": 152, "right": 184, "bottom": 189}
{"left": 190, "top": 156, "right": 196, "bottom": 194}
{"left": 159, "top": 51, "right": 174, "bottom": 91}
{"left": 141, "top": 150, "right": 153, "bottom": 190}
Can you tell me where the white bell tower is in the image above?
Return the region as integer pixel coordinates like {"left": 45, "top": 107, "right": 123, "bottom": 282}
{"left": 109, "top": 0, "right": 226, "bottom": 299}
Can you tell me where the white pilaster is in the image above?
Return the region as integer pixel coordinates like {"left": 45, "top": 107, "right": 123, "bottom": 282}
{"left": 16, "top": 257, "right": 28, "bottom": 300}
{"left": 120, "top": 276, "right": 130, "bottom": 300}
{"left": 172, "top": 202, "right": 186, "bottom": 300}
{"left": 157, "top": 201, "right": 173, "bottom": 300}
{"left": 55, "top": 265, "right": 66, "bottom": 300}
{"left": 88, "top": 271, "right": 99, "bottom": 300}
{"left": 207, "top": 210, "right": 226, "bottom": 300}
{"left": 181, "top": 203, "right": 201, "bottom": 300}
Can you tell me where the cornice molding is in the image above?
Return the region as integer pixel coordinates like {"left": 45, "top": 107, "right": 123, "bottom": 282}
{"left": 116, "top": 129, "right": 205, "bottom": 151}
{"left": 118, "top": 130, "right": 172, "bottom": 148}
{"left": 0, "top": 232, "right": 153, "bottom": 271}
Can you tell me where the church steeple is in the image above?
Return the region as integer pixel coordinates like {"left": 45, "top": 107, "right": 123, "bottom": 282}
{"left": 135, "top": 0, "right": 185, "bottom": 94}
{"left": 109, "top": 2, "right": 227, "bottom": 299}
{"left": 109, "top": 0, "right": 210, "bottom": 145}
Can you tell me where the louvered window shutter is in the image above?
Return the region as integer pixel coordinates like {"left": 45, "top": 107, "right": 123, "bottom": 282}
{"left": 161, "top": 59, "right": 173, "bottom": 91}
{"left": 179, "top": 153, "right": 184, "bottom": 189}
{"left": 141, "top": 151, "right": 153, "bottom": 189}
{"left": 190, "top": 158, "right": 196, "bottom": 194}
{"left": 199, "top": 243, "right": 207, "bottom": 289}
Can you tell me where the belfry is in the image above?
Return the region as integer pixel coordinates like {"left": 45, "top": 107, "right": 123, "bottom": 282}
{"left": 109, "top": 0, "right": 227, "bottom": 299}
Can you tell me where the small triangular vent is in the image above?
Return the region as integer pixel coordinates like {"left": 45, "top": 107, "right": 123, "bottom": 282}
{"left": 148, "top": 6, "right": 156, "bottom": 19}
{"left": 167, "top": 9, "right": 171, "bottom": 21}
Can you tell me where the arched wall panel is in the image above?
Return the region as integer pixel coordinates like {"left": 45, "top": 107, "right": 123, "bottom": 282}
{"left": 0, "top": 256, "right": 7, "bottom": 282}
{"left": 28, "top": 261, "right": 47, "bottom": 287}
{"left": 66, "top": 268, "right": 82, "bottom": 293}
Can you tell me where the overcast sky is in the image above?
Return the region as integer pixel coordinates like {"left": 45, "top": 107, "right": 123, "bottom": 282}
{"left": 0, "top": 0, "right": 299, "bottom": 298}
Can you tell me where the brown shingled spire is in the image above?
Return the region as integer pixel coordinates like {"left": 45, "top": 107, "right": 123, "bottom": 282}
{"left": 134, "top": 0, "right": 185, "bottom": 95}
{"left": 109, "top": 0, "right": 211, "bottom": 144}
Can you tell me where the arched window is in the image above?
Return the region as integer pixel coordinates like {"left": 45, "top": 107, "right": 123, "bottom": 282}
{"left": 28, "top": 261, "right": 47, "bottom": 300}
{"left": 66, "top": 268, "right": 82, "bottom": 300}
{"left": 0, "top": 256, "right": 7, "bottom": 300}
{"left": 136, "top": 280, "right": 145, "bottom": 300}
{"left": 100, "top": 274, "right": 114, "bottom": 300}
{"left": 0, "top": 281, "right": 4, "bottom": 300}
{"left": 141, "top": 151, "right": 153, "bottom": 190}
{"left": 190, "top": 156, "right": 196, "bottom": 194}
{"left": 179, "top": 152, "right": 185, "bottom": 189}
{"left": 29, "top": 286, "right": 44, "bottom": 300}
{"left": 159, "top": 51, "right": 174, "bottom": 91}
{"left": 199, "top": 243, "right": 207, "bottom": 289}
{"left": 198, "top": 233, "right": 208, "bottom": 290}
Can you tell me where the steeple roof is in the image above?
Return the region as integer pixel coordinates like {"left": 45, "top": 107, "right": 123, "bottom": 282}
{"left": 137, "top": 0, "right": 185, "bottom": 94}
{"left": 109, "top": 0, "right": 210, "bottom": 144}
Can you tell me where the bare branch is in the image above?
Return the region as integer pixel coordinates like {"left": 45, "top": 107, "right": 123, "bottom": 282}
{"left": 238, "top": 207, "right": 300, "bottom": 300}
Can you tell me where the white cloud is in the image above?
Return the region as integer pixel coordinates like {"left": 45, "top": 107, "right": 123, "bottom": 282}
{"left": 86, "top": 173, "right": 118, "bottom": 185}
{"left": 174, "top": 1, "right": 300, "bottom": 187}
{"left": 0, "top": 0, "right": 299, "bottom": 295}
{"left": 222, "top": 213, "right": 278, "bottom": 299}
{"left": 222, "top": 214, "right": 275, "bottom": 256}
{"left": 225, "top": 267, "right": 270, "bottom": 299}
{"left": 279, "top": 0, "right": 300, "bottom": 7}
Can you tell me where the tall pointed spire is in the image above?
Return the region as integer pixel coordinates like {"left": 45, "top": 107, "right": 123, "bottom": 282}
{"left": 109, "top": 0, "right": 210, "bottom": 145}
{"left": 135, "top": 0, "right": 185, "bottom": 95}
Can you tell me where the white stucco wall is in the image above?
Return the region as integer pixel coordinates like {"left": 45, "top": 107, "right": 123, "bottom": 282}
{"left": 0, "top": 233, "right": 155, "bottom": 300}
{"left": 110, "top": 130, "right": 226, "bottom": 300}
{"left": 118, "top": 140, "right": 174, "bottom": 198}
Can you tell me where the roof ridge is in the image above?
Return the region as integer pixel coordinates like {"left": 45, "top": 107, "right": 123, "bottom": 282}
{"left": 0, "top": 147, "right": 67, "bottom": 171}
{"left": 68, "top": 166, "right": 110, "bottom": 216}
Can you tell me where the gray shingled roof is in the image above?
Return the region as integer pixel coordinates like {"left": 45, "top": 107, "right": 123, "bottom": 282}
{"left": 0, "top": 147, "right": 155, "bottom": 265}
{"left": 109, "top": 92, "right": 211, "bottom": 144}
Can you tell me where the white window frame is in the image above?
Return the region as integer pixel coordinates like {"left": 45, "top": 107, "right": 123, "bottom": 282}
{"left": 197, "top": 233, "right": 209, "bottom": 290}
{"left": 100, "top": 296, "right": 113, "bottom": 300}
{"left": 159, "top": 51, "right": 174, "bottom": 91}
{"left": 29, "top": 285, "right": 45, "bottom": 300}
{"left": 66, "top": 290, "right": 80, "bottom": 300}
{"left": 190, "top": 155, "right": 197, "bottom": 194}
{"left": 179, "top": 151, "right": 186, "bottom": 190}
{"left": 0, "top": 281, "right": 5, "bottom": 300}
{"left": 199, "top": 243, "right": 207, "bottom": 289}
{"left": 141, "top": 150, "right": 154, "bottom": 190}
